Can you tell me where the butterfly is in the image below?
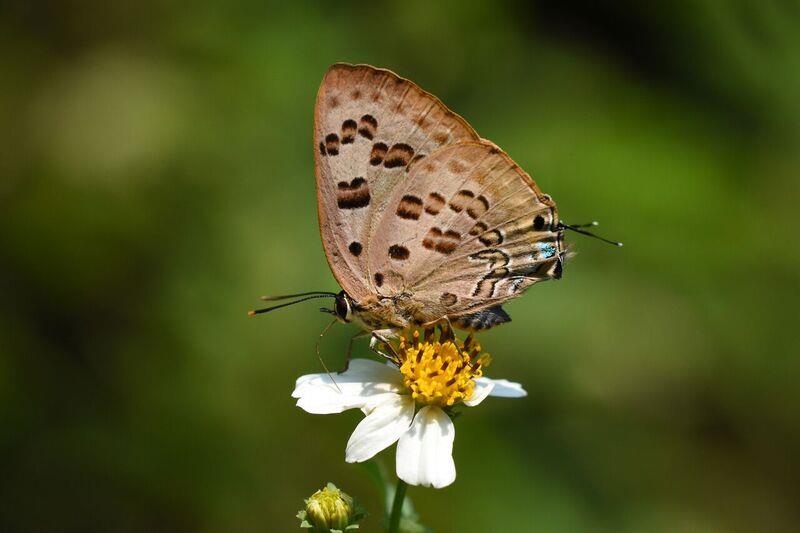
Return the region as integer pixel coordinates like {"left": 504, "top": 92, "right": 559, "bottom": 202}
{"left": 252, "top": 63, "right": 618, "bottom": 344}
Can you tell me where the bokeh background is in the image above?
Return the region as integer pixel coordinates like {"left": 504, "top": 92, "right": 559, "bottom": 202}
{"left": 2, "top": 1, "right": 799, "bottom": 531}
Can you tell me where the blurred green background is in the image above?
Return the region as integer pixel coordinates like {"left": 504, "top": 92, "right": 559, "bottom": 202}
{"left": 2, "top": 1, "right": 799, "bottom": 531}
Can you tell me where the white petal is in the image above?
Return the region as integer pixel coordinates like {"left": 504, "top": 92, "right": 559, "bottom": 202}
{"left": 463, "top": 378, "right": 495, "bottom": 406}
{"left": 292, "top": 358, "right": 404, "bottom": 398}
{"left": 292, "top": 359, "right": 405, "bottom": 414}
{"left": 481, "top": 377, "right": 527, "bottom": 398}
{"left": 396, "top": 406, "right": 456, "bottom": 488}
{"left": 345, "top": 394, "right": 414, "bottom": 463}
{"left": 296, "top": 388, "right": 400, "bottom": 415}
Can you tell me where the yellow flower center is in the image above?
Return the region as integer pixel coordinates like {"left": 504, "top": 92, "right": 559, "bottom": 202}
{"left": 397, "top": 328, "right": 490, "bottom": 407}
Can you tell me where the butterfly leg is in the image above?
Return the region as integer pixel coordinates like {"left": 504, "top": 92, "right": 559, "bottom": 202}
{"left": 315, "top": 318, "right": 342, "bottom": 393}
{"left": 370, "top": 328, "right": 401, "bottom": 364}
{"left": 420, "top": 315, "right": 452, "bottom": 329}
{"left": 339, "top": 330, "right": 371, "bottom": 374}
{"left": 420, "top": 316, "right": 456, "bottom": 339}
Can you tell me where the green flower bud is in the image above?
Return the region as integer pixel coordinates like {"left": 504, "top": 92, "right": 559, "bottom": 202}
{"left": 298, "top": 483, "right": 362, "bottom": 532}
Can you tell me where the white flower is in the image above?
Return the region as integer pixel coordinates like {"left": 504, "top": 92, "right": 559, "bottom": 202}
{"left": 292, "top": 330, "right": 526, "bottom": 488}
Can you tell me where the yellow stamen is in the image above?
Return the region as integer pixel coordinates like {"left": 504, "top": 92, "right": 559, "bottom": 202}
{"left": 397, "top": 327, "right": 489, "bottom": 407}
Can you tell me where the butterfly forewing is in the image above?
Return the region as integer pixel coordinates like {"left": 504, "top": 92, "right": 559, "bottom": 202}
{"left": 314, "top": 64, "right": 479, "bottom": 300}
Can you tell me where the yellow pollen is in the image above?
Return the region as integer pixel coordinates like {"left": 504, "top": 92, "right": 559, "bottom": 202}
{"left": 397, "top": 328, "right": 489, "bottom": 407}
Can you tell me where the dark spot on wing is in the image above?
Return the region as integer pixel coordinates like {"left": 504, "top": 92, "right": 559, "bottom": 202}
{"left": 479, "top": 229, "right": 503, "bottom": 246}
{"left": 472, "top": 268, "right": 510, "bottom": 298}
{"left": 336, "top": 177, "right": 370, "bottom": 209}
{"left": 388, "top": 245, "right": 410, "bottom": 261}
{"left": 422, "top": 227, "right": 460, "bottom": 254}
{"left": 449, "top": 190, "right": 474, "bottom": 213}
{"left": 466, "top": 195, "right": 489, "bottom": 219}
{"left": 396, "top": 195, "right": 423, "bottom": 220}
{"left": 425, "top": 192, "right": 445, "bottom": 215}
{"left": 370, "top": 142, "right": 387, "bottom": 165}
{"left": 384, "top": 143, "right": 414, "bottom": 168}
{"left": 469, "top": 249, "right": 510, "bottom": 268}
{"left": 358, "top": 114, "right": 378, "bottom": 140}
{"left": 348, "top": 241, "right": 362, "bottom": 256}
{"left": 325, "top": 133, "right": 340, "bottom": 156}
{"left": 341, "top": 119, "right": 357, "bottom": 144}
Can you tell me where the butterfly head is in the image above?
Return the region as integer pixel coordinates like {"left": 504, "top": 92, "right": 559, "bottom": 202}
{"left": 248, "top": 289, "right": 360, "bottom": 326}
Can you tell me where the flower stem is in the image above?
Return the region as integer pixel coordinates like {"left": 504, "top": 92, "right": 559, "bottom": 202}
{"left": 387, "top": 479, "right": 407, "bottom": 533}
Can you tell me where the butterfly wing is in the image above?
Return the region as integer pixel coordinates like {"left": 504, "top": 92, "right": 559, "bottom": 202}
{"left": 314, "top": 64, "right": 479, "bottom": 300}
{"left": 368, "top": 140, "right": 564, "bottom": 325}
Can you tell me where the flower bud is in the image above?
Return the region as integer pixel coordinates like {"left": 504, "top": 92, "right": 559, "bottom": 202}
{"left": 298, "top": 483, "right": 361, "bottom": 531}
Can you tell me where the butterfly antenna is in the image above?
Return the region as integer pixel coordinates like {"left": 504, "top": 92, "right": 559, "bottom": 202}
{"left": 248, "top": 294, "right": 335, "bottom": 316}
{"left": 260, "top": 291, "right": 338, "bottom": 302}
{"left": 316, "top": 318, "right": 341, "bottom": 393}
{"left": 559, "top": 221, "right": 623, "bottom": 247}
{"left": 567, "top": 220, "right": 599, "bottom": 229}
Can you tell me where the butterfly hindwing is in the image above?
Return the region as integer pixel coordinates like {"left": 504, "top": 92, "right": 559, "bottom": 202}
{"left": 452, "top": 305, "right": 511, "bottom": 331}
{"left": 314, "top": 64, "right": 479, "bottom": 300}
{"left": 368, "top": 141, "right": 564, "bottom": 324}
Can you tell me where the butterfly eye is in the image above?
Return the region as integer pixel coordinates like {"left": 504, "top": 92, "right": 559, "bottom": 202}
{"left": 334, "top": 292, "right": 352, "bottom": 323}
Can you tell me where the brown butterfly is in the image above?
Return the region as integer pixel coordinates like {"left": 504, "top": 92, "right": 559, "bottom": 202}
{"left": 252, "top": 64, "right": 618, "bottom": 346}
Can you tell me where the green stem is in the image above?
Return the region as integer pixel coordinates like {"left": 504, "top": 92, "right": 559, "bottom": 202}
{"left": 387, "top": 478, "right": 407, "bottom": 533}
